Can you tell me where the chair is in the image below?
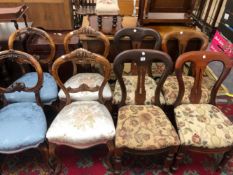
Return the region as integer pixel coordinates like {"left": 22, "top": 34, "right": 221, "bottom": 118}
{"left": 61, "top": 26, "right": 112, "bottom": 102}
{"left": 112, "top": 27, "right": 163, "bottom": 105}
{"left": 172, "top": 51, "right": 233, "bottom": 172}
{"left": 162, "top": 30, "right": 209, "bottom": 105}
{"left": 113, "top": 49, "right": 180, "bottom": 174}
{"left": 46, "top": 48, "right": 115, "bottom": 171}
{"left": 0, "top": 50, "right": 49, "bottom": 173}
{"left": 7, "top": 27, "right": 58, "bottom": 106}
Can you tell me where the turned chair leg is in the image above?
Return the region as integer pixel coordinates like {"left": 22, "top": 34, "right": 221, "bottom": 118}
{"left": 163, "top": 147, "right": 178, "bottom": 173}
{"left": 48, "top": 143, "right": 62, "bottom": 175}
{"left": 113, "top": 148, "right": 123, "bottom": 175}
{"left": 171, "top": 146, "right": 185, "bottom": 172}
{"left": 217, "top": 148, "right": 233, "bottom": 172}
{"left": 105, "top": 140, "right": 115, "bottom": 171}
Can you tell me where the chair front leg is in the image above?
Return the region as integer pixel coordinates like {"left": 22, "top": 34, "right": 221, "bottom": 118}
{"left": 171, "top": 146, "right": 185, "bottom": 172}
{"left": 105, "top": 139, "right": 115, "bottom": 171}
{"left": 38, "top": 142, "right": 50, "bottom": 171}
{"left": 163, "top": 146, "right": 179, "bottom": 173}
{"left": 113, "top": 148, "right": 123, "bottom": 175}
{"left": 0, "top": 154, "right": 5, "bottom": 174}
{"left": 48, "top": 143, "right": 62, "bottom": 175}
{"left": 217, "top": 148, "right": 233, "bottom": 172}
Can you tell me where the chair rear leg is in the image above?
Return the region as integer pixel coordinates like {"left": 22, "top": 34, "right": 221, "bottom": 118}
{"left": 217, "top": 148, "right": 233, "bottom": 172}
{"left": 0, "top": 154, "right": 5, "bottom": 174}
{"left": 48, "top": 143, "right": 62, "bottom": 175}
{"left": 113, "top": 148, "right": 123, "bottom": 175}
{"left": 163, "top": 146, "right": 178, "bottom": 173}
{"left": 105, "top": 139, "right": 115, "bottom": 171}
{"left": 171, "top": 146, "right": 185, "bottom": 172}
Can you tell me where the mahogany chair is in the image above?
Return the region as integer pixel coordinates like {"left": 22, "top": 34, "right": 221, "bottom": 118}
{"left": 61, "top": 26, "right": 112, "bottom": 102}
{"left": 0, "top": 50, "right": 50, "bottom": 173}
{"left": 113, "top": 49, "right": 180, "bottom": 174}
{"left": 172, "top": 51, "right": 233, "bottom": 172}
{"left": 112, "top": 27, "right": 163, "bottom": 106}
{"left": 46, "top": 48, "right": 115, "bottom": 171}
{"left": 7, "top": 27, "right": 58, "bottom": 106}
{"left": 162, "top": 30, "right": 209, "bottom": 106}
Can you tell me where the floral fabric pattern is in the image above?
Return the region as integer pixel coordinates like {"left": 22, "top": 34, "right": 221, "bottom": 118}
{"left": 115, "top": 105, "right": 180, "bottom": 150}
{"left": 175, "top": 104, "right": 233, "bottom": 148}
{"left": 46, "top": 101, "right": 115, "bottom": 149}
{"left": 162, "top": 76, "right": 210, "bottom": 105}
{"left": 58, "top": 73, "right": 112, "bottom": 101}
{"left": 113, "top": 76, "right": 165, "bottom": 105}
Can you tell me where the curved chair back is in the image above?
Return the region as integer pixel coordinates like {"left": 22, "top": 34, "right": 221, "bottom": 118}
{"left": 113, "top": 49, "right": 173, "bottom": 106}
{"left": 52, "top": 48, "right": 111, "bottom": 105}
{"left": 174, "top": 51, "right": 233, "bottom": 106}
{"left": 0, "top": 50, "right": 43, "bottom": 106}
{"left": 8, "top": 27, "right": 56, "bottom": 73}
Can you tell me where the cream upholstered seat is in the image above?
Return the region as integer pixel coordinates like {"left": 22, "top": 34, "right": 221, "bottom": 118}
{"left": 58, "top": 73, "right": 112, "bottom": 101}
{"left": 95, "top": 0, "right": 119, "bottom": 15}
{"left": 175, "top": 104, "right": 233, "bottom": 148}
{"left": 113, "top": 75, "right": 165, "bottom": 105}
{"left": 115, "top": 105, "right": 180, "bottom": 150}
{"left": 46, "top": 101, "right": 115, "bottom": 148}
{"left": 162, "top": 75, "right": 210, "bottom": 105}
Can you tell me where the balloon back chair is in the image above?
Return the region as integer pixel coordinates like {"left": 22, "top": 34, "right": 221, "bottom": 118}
{"left": 61, "top": 26, "right": 112, "bottom": 106}
{"left": 112, "top": 49, "right": 180, "bottom": 174}
{"left": 0, "top": 50, "right": 50, "bottom": 173}
{"left": 7, "top": 27, "right": 58, "bottom": 107}
{"left": 46, "top": 48, "right": 115, "bottom": 172}
{"left": 162, "top": 30, "right": 210, "bottom": 106}
{"left": 172, "top": 51, "right": 233, "bottom": 172}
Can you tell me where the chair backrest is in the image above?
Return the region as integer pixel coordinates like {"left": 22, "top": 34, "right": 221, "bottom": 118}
{"left": 8, "top": 27, "right": 56, "bottom": 73}
{"left": 0, "top": 50, "right": 43, "bottom": 107}
{"left": 52, "top": 48, "right": 111, "bottom": 105}
{"left": 114, "top": 27, "right": 162, "bottom": 52}
{"left": 162, "top": 30, "right": 209, "bottom": 63}
{"left": 74, "top": 0, "right": 96, "bottom": 14}
{"left": 174, "top": 51, "right": 233, "bottom": 106}
{"left": 113, "top": 49, "right": 173, "bottom": 106}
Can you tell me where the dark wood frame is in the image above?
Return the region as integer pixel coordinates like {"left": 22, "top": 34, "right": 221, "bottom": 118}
{"left": 112, "top": 49, "right": 179, "bottom": 174}
{"left": 172, "top": 51, "right": 233, "bottom": 172}
{"left": 49, "top": 48, "right": 114, "bottom": 172}
{"left": 0, "top": 50, "right": 52, "bottom": 174}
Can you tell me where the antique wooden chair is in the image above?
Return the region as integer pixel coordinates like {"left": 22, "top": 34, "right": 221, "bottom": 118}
{"left": 162, "top": 30, "right": 210, "bottom": 106}
{"left": 113, "top": 49, "right": 180, "bottom": 174}
{"left": 172, "top": 51, "right": 233, "bottom": 172}
{"left": 46, "top": 48, "right": 115, "bottom": 171}
{"left": 0, "top": 50, "right": 50, "bottom": 173}
{"left": 112, "top": 27, "right": 163, "bottom": 106}
{"left": 7, "top": 27, "right": 58, "bottom": 106}
{"left": 61, "top": 26, "right": 112, "bottom": 102}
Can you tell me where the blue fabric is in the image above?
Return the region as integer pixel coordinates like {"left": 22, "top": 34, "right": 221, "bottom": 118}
{"left": 5, "top": 72, "right": 58, "bottom": 104}
{"left": 0, "top": 102, "right": 47, "bottom": 153}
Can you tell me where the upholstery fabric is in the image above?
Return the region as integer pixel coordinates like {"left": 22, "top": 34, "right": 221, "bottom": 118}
{"left": 58, "top": 73, "right": 112, "bottom": 101}
{"left": 175, "top": 104, "right": 233, "bottom": 148}
{"left": 113, "top": 76, "right": 165, "bottom": 105}
{"left": 46, "top": 101, "right": 115, "bottom": 149}
{"left": 162, "top": 76, "right": 210, "bottom": 105}
{"left": 5, "top": 72, "right": 58, "bottom": 104}
{"left": 115, "top": 105, "right": 180, "bottom": 150}
{"left": 95, "top": 0, "right": 119, "bottom": 15}
{"left": 0, "top": 103, "right": 47, "bottom": 154}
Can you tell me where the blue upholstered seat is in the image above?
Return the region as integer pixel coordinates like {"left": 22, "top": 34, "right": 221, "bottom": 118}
{"left": 5, "top": 72, "right": 58, "bottom": 104}
{"left": 0, "top": 102, "right": 47, "bottom": 153}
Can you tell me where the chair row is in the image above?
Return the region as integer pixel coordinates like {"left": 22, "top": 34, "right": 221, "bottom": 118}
{"left": 0, "top": 48, "right": 233, "bottom": 174}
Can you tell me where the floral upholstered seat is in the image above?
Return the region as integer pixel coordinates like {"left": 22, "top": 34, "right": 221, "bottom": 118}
{"left": 162, "top": 76, "right": 210, "bottom": 105}
{"left": 58, "top": 73, "right": 112, "bottom": 101}
{"left": 175, "top": 104, "right": 233, "bottom": 148}
{"left": 113, "top": 75, "right": 165, "bottom": 105}
{"left": 115, "top": 105, "right": 180, "bottom": 150}
{"left": 46, "top": 101, "right": 115, "bottom": 148}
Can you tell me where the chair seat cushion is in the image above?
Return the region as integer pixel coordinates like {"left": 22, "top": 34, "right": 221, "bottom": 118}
{"left": 113, "top": 76, "right": 165, "bottom": 105}
{"left": 5, "top": 72, "right": 58, "bottom": 104}
{"left": 175, "top": 104, "right": 233, "bottom": 148}
{"left": 95, "top": 0, "right": 120, "bottom": 15}
{"left": 162, "top": 76, "right": 210, "bottom": 105}
{"left": 115, "top": 105, "right": 180, "bottom": 150}
{"left": 0, "top": 103, "right": 47, "bottom": 154}
{"left": 58, "top": 73, "right": 112, "bottom": 101}
{"left": 46, "top": 101, "right": 115, "bottom": 149}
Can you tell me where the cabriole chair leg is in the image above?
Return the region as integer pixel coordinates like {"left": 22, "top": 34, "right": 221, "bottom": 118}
{"left": 48, "top": 143, "right": 62, "bottom": 175}
{"left": 217, "top": 148, "right": 233, "bottom": 172}
{"left": 105, "top": 140, "right": 115, "bottom": 171}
